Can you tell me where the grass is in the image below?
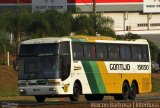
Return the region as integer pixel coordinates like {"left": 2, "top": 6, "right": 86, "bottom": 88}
{"left": 152, "top": 76, "right": 160, "bottom": 92}
{"left": 0, "top": 65, "right": 18, "bottom": 97}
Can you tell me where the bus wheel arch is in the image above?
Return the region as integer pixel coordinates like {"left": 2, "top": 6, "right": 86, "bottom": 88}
{"left": 69, "top": 80, "right": 82, "bottom": 101}
{"left": 128, "top": 80, "right": 138, "bottom": 100}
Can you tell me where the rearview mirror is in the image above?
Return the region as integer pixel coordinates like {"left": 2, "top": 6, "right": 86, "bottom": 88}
{"left": 13, "top": 60, "right": 18, "bottom": 71}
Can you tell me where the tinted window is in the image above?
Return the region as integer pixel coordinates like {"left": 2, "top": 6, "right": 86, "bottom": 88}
{"left": 108, "top": 45, "right": 120, "bottom": 60}
{"left": 96, "top": 44, "right": 108, "bottom": 59}
{"left": 142, "top": 46, "right": 149, "bottom": 60}
{"left": 84, "top": 44, "right": 96, "bottom": 59}
{"left": 60, "top": 42, "right": 71, "bottom": 81}
{"left": 72, "top": 43, "right": 83, "bottom": 59}
{"left": 60, "top": 42, "right": 70, "bottom": 54}
{"left": 19, "top": 43, "right": 58, "bottom": 56}
{"left": 132, "top": 46, "right": 143, "bottom": 60}
{"left": 120, "top": 45, "right": 131, "bottom": 60}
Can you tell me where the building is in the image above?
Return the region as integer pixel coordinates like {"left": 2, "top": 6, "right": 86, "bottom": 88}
{"left": 68, "top": 0, "right": 160, "bottom": 35}
{"left": 1, "top": 0, "right": 160, "bottom": 35}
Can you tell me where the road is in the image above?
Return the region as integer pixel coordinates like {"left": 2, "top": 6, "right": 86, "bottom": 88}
{"left": 1, "top": 96, "right": 160, "bottom": 108}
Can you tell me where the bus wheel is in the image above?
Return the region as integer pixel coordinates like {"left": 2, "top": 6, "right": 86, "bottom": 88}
{"left": 35, "top": 96, "right": 45, "bottom": 103}
{"left": 122, "top": 82, "right": 130, "bottom": 100}
{"left": 114, "top": 82, "right": 129, "bottom": 100}
{"left": 85, "top": 95, "right": 104, "bottom": 101}
{"left": 69, "top": 83, "right": 81, "bottom": 101}
{"left": 128, "top": 82, "right": 137, "bottom": 100}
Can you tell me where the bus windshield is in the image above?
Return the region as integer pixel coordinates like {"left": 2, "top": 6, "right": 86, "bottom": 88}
{"left": 18, "top": 43, "right": 60, "bottom": 80}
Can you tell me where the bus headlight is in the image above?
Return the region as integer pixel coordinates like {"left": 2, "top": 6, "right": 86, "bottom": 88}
{"left": 19, "top": 89, "right": 27, "bottom": 95}
{"left": 48, "top": 80, "right": 60, "bottom": 86}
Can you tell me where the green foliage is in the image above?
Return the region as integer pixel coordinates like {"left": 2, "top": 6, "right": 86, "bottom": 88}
{"left": 73, "top": 14, "right": 115, "bottom": 37}
{"left": 116, "top": 32, "right": 141, "bottom": 40}
{"left": 45, "top": 9, "right": 73, "bottom": 36}
{"left": 73, "top": 15, "right": 91, "bottom": 35}
{"left": 0, "top": 9, "right": 116, "bottom": 56}
{"left": 152, "top": 77, "right": 160, "bottom": 92}
{"left": 27, "top": 11, "right": 50, "bottom": 38}
{"left": 147, "top": 39, "right": 159, "bottom": 61}
{"left": 0, "top": 32, "right": 10, "bottom": 54}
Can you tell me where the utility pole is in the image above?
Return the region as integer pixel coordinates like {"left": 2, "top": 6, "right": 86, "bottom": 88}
{"left": 93, "top": 0, "right": 96, "bottom": 15}
{"left": 93, "top": 0, "right": 96, "bottom": 36}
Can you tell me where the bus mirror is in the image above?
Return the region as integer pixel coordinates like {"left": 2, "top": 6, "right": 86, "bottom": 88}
{"left": 13, "top": 60, "right": 18, "bottom": 71}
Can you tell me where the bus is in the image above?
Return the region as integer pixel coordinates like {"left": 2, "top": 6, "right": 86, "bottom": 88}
{"left": 18, "top": 36, "right": 152, "bottom": 102}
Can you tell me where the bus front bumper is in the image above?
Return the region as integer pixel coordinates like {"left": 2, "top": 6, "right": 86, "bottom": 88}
{"left": 19, "top": 85, "right": 64, "bottom": 96}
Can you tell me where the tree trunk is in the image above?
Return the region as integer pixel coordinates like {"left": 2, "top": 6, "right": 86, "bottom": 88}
{"left": 14, "top": 31, "right": 20, "bottom": 57}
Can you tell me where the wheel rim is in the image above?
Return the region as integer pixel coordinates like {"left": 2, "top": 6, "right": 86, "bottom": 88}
{"left": 123, "top": 83, "right": 129, "bottom": 99}
{"left": 73, "top": 84, "right": 80, "bottom": 98}
{"left": 130, "top": 84, "right": 136, "bottom": 98}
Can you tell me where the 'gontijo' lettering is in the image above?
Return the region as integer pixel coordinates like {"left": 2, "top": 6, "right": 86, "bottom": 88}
{"left": 110, "top": 64, "right": 130, "bottom": 70}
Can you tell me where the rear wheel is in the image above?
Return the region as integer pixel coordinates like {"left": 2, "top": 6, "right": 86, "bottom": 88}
{"left": 114, "top": 82, "right": 130, "bottom": 100}
{"left": 35, "top": 96, "right": 45, "bottom": 103}
{"left": 69, "top": 83, "right": 81, "bottom": 101}
{"left": 128, "top": 82, "right": 137, "bottom": 100}
{"left": 85, "top": 95, "right": 104, "bottom": 101}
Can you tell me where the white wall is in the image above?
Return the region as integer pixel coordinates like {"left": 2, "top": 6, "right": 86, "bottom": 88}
{"left": 102, "top": 12, "right": 160, "bottom": 31}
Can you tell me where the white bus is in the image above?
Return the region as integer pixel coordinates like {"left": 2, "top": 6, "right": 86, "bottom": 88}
{"left": 18, "top": 36, "right": 152, "bottom": 102}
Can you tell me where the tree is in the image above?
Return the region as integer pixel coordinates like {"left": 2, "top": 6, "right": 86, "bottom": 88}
{"left": 3, "top": 11, "right": 32, "bottom": 56}
{"left": 0, "top": 32, "right": 10, "bottom": 54}
{"left": 45, "top": 9, "right": 73, "bottom": 36}
{"left": 73, "top": 14, "right": 115, "bottom": 37}
{"left": 95, "top": 15, "right": 115, "bottom": 37}
{"left": 72, "top": 15, "right": 91, "bottom": 35}
{"left": 147, "top": 40, "right": 159, "bottom": 61}
{"left": 27, "top": 11, "right": 51, "bottom": 38}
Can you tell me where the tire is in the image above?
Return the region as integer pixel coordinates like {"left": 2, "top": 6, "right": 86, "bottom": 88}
{"left": 35, "top": 96, "right": 45, "bottom": 103}
{"left": 114, "top": 82, "right": 130, "bottom": 100}
{"left": 128, "top": 82, "right": 137, "bottom": 100}
{"left": 85, "top": 95, "right": 104, "bottom": 101}
{"left": 69, "top": 83, "right": 81, "bottom": 101}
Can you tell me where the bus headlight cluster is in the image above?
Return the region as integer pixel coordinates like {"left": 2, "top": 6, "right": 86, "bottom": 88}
{"left": 19, "top": 89, "right": 27, "bottom": 95}
{"left": 48, "top": 80, "right": 60, "bottom": 86}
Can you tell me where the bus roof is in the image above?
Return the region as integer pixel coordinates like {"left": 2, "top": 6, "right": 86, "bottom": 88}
{"left": 21, "top": 37, "right": 70, "bottom": 44}
{"left": 69, "top": 35, "right": 115, "bottom": 41}
{"left": 20, "top": 36, "right": 148, "bottom": 45}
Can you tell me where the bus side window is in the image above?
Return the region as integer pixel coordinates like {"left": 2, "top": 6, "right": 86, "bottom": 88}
{"left": 72, "top": 43, "right": 83, "bottom": 60}
{"left": 84, "top": 44, "right": 96, "bottom": 59}
{"left": 108, "top": 45, "right": 120, "bottom": 60}
{"left": 131, "top": 46, "right": 143, "bottom": 61}
{"left": 60, "top": 42, "right": 71, "bottom": 81}
{"left": 142, "top": 46, "right": 149, "bottom": 61}
{"left": 96, "top": 44, "right": 108, "bottom": 60}
{"left": 120, "top": 45, "right": 131, "bottom": 60}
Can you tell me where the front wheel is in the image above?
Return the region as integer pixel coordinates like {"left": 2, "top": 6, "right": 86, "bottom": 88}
{"left": 35, "top": 96, "right": 45, "bottom": 103}
{"left": 69, "top": 83, "right": 81, "bottom": 101}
